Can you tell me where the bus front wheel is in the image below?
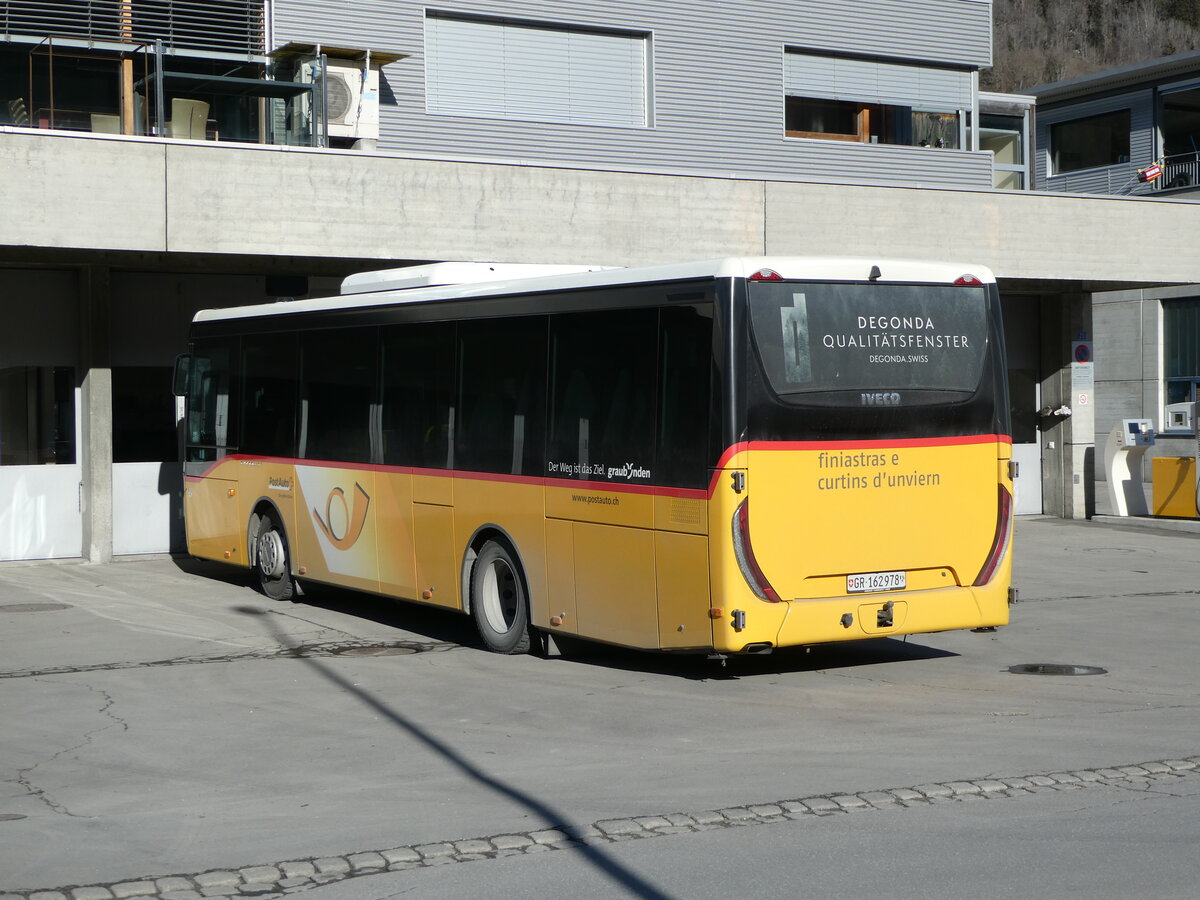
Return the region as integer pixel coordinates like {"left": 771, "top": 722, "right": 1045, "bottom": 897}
{"left": 470, "top": 540, "right": 531, "bottom": 654}
{"left": 255, "top": 514, "right": 296, "bottom": 602}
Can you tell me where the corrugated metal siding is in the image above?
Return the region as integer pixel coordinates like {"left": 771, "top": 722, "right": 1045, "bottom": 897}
{"left": 271, "top": 0, "right": 994, "bottom": 189}
{"left": 1035, "top": 91, "right": 1155, "bottom": 195}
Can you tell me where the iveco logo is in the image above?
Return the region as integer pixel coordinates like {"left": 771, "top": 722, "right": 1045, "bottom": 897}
{"left": 861, "top": 392, "right": 901, "bottom": 407}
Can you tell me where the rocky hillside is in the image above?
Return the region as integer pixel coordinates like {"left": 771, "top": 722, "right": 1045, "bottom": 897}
{"left": 986, "top": 0, "right": 1200, "bottom": 92}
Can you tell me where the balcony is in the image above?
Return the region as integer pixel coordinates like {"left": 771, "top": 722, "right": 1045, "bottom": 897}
{"left": 1158, "top": 152, "right": 1200, "bottom": 192}
{"left": 2, "top": 32, "right": 401, "bottom": 149}
{"left": 0, "top": 35, "right": 328, "bottom": 146}
{"left": 0, "top": 1, "right": 264, "bottom": 57}
{"left": 0, "top": 3, "right": 377, "bottom": 148}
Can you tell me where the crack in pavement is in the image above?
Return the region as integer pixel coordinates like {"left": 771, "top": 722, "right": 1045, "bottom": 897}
{"left": 12, "top": 681, "right": 129, "bottom": 820}
{"left": 1014, "top": 589, "right": 1200, "bottom": 603}
{"left": 0, "top": 639, "right": 464, "bottom": 680}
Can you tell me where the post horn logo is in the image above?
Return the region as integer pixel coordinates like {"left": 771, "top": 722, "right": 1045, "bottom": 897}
{"left": 313, "top": 483, "right": 371, "bottom": 551}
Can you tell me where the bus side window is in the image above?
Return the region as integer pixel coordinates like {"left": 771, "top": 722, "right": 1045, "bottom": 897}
{"left": 381, "top": 323, "right": 455, "bottom": 469}
{"left": 548, "top": 309, "right": 657, "bottom": 481}
{"left": 299, "top": 327, "right": 376, "bottom": 464}
{"left": 657, "top": 306, "right": 714, "bottom": 490}
{"left": 456, "top": 317, "right": 547, "bottom": 476}
{"left": 185, "top": 341, "right": 233, "bottom": 464}
{"left": 240, "top": 333, "right": 298, "bottom": 459}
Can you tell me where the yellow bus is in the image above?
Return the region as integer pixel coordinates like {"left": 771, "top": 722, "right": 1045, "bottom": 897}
{"left": 174, "top": 257, "right": 1013, "bottom": 657}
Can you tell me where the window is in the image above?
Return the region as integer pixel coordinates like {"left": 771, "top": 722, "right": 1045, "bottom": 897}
{"left": 1164, "top": 298, "right": 1200, "bottom": 429}
{"left": 113, "top": 366, "right": 177, "bottom": 463}
{"left": 1050, "top": 110, "right": 1131, "bottom": 174}
{"left": 548, "top": 309, "right": 657, "bottom": 483}
{"left": 425, "top": 12, "right": 648, "bottom": 127}
{"left": 456, "top": 317, "right": 547, "bottom": 475}
{"left": 1159, "top": 87, "right": 1200, "bottom": 188}
{"left": 0, "top": 366, "right": 75, "bottom": 465}
{"left": 976, "top": 112, "right": 1028, "bottom": 190}
{"left": 239, "top": 334, "right": 298, "bottom": 458}
{"left": 1162, "top": 88, "right": 1200, "bottom": 158}
{"left": 657, "top": 306, "right": 714, "bottom": 490}
{"left": 300, "top": 328, "right": 376, "bottom": 464}
{"left": 184, "top": 342, "right": 233, "bottom": 464}
{"left": 784, "top": 52, "right": 968, "bottom": 148}
{"left": 381, "top": 323, "right": 455, "bottom": 469}
{"left": 786, "top": 96, "right": 864, "bottom": 140}
{"left": 748, "top": 283, "right": 989, "bottom": 398}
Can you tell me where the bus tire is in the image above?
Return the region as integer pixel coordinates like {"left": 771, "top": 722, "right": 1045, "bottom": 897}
{"left": 255, "top": 513, "right": 296, "bottom": 602}
{"left": 470, "top": 540, "right": 531, "bottom": 655}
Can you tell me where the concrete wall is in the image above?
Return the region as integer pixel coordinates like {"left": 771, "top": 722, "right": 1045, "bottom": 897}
{"left": 6, "top": 131, "right": 1200, "bottom": 286}
{"left": 4, "top": 127, "right": 1200, "bottom": 551}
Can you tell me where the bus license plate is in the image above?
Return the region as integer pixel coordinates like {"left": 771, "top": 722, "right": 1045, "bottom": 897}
{"left": 847, "top": 570, "right": 906, "bottom": 594}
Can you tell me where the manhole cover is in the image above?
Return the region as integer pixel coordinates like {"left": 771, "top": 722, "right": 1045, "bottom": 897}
{"left": 330, "top": 645, "right": 419, "bottom": 657}
{"left": 1008, "top": 663, "right": 1107, "bottom": 676}
{"left": 0, "top": 603, "right": 71, "bottom": 613}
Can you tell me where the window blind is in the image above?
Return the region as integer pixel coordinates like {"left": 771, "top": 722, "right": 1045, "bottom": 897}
{"left": 425, "top": 14, "right": 647, "bottom": 128}
{"left": 785, "top": 52, "right": 971, "bottom": 111}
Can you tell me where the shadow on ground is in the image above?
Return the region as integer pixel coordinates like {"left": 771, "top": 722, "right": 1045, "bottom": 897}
{"left": 177, "top": 555, "right": 958, "bottom": 679}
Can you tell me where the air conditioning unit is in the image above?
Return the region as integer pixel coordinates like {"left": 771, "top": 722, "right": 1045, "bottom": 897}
{"left": 295, "top": 57, "right": 380, "bottom": 142}
{"left": 324, "top": 61, "right": 379, "bottom": 140}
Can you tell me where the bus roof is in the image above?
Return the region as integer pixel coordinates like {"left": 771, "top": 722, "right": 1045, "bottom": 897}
{"left": 193, "top": 257, "right": 997, "bottom": 323}
{"left": 340, "top": 262, "right": 616, "bottom": 295}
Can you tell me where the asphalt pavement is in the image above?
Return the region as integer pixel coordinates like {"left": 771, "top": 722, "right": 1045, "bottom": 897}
{"left": 1, "top": 515, "right": 1198, "bottom": 899}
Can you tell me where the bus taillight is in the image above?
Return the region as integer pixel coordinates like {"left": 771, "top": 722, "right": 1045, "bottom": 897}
{"left": 973, "top": 484, "right": 1013, "bottom": 586}
{"left": 732, "top": 499, "right": 782, "bottom": 602}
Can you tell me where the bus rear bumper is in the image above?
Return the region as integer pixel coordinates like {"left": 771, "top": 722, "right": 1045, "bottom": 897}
{"left": 772, "top": 582, "right": 1010, "bottom": 649}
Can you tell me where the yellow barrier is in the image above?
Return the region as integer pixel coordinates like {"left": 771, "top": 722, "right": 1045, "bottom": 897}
{"left": 1151, "top": 457, "right": 1198, "bottom": 518}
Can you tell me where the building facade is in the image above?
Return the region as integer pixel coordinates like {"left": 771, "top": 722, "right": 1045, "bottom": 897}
{"left": 0, "top": 0, "right": 1196, "bottom": 562}
{"left": 1032, "top": 51, "right": 1200, "bottom": 507}
{"left": 274, "top": 0, "right": 996, "bottom": 187}
{"left": 1033, "top": 49, "right": 1200, "bottom": 197}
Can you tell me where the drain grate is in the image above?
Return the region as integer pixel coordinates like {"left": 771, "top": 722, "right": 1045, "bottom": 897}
{"left": 1, "top": 602, "right": 71, "bottom": 613}
{"left": 279, "top": 640, "right": 453, "bottom": 659}
{"left": 329, "top": 645, "right": 419, "bottom": 657}
{"left": 1008, "top": 663, "right": 1107, "bottom": 676}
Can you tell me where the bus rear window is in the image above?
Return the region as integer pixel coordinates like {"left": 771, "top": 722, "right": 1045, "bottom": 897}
{"left": 748, "top": 282, "right": 989, "bottom": 399}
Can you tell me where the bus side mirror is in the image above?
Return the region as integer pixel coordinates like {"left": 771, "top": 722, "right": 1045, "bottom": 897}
{"left": 172, "top": 354, "right": 191, "bottom": 398}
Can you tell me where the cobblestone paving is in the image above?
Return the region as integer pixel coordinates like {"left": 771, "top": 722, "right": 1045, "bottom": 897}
{"left": 5, "top": 756, "right": 1196, "bottom": 899}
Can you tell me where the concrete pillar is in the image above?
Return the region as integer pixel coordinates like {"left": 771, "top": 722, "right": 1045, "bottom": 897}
{"left": 80, "top": 266, "right": 113, "bottom": 563}
{"left": 1040, "top": 292, "right": 1095, "bottom": 519}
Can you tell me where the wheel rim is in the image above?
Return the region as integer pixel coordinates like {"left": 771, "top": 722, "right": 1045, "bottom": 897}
{"left": 258, "top": 529, "right": 286, "bottom": 579}
{"left": 480, "top": 557, "right": 519, "bottom": 635}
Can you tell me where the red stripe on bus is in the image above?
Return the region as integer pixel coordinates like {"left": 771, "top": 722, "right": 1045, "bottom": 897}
{"left": 186, "top": 434, "right": 1009, "bottom": 500}
{"left": 713, "top": 433, "right": 1010, "bottom": 468}
{"left": 707, "top": 434, "right": 1012, "bottom": 491}
{"left": 184, "top": 455, "right": 708, "bottom": 500}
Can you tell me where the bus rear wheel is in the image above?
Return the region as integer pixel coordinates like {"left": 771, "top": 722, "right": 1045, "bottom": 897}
{"left": 255, "top": 513, "right": 296, "bottom": 601}
{"left": 470, "top": 540, "right": 531, "bottom": 654}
